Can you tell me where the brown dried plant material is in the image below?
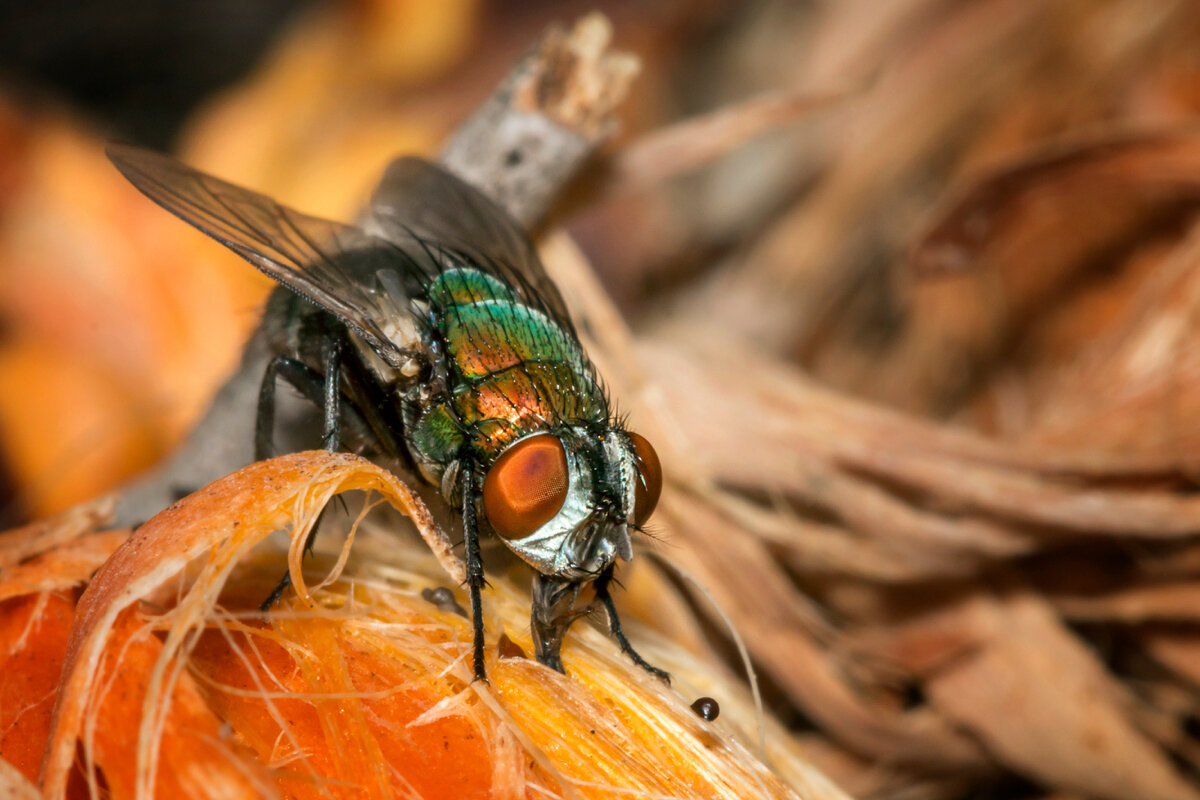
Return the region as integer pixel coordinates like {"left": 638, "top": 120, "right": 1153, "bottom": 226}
{"left": 1141, "top": 629, "right": 1200, "bottom": 690}
{"left": 910, "top": 128, "right": 1200, "bottom": 278}
{"left": 9, "top": 451, "right": 836, "bottom": 800}
{"left": 1050, "top": 580, "right": 1200, "bottom": 624}
{"left": 537, "top": 56, "right": 1200, "bottom": 786}
{"left": 994, "top": 218, "right": 1200, "bottom": 465}
{"left": 901, "top": 128, "right": 1200, "bottom": 433}
{"left": 648, "top": 0, "right": 1200, "bottom": 418}
{"left": 922, "top": 594, "right": 1200, "bottom": 800}
{"left": 593, "top": 83, "right": 866, "bottom": 203}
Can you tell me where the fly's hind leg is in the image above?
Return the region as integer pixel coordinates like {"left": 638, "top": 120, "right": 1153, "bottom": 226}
{"left": 258, "top": 335, "right": 350, "bottom": 610}
{"left": 594, "top": 565, "right": 671, "bottom": 683}
{"left": 255, "top": 335, "right": 348, "bottom": 461}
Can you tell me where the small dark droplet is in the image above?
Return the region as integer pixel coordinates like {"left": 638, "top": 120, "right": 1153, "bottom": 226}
{"left": 497, "top": 632, "right": 526, "bottom": 660}
{"left": 422, "top": 586, "right": 467, "bottom": 618}
{"left": 691, "top": 696, "right": 720, "bottom": 721}
{"left": 505, "top": 149, "right": 523, "bottom": 167}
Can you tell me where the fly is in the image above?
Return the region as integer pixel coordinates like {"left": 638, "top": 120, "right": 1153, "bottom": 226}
{"left": 106, "top": 144, "right": 667, "bottom": 683}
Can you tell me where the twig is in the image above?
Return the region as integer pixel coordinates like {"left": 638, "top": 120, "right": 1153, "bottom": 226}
{"left": 441, "top": 12, "right": 639, "bottom": 228}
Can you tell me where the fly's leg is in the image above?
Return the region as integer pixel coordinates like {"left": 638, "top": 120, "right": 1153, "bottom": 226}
{"left": 259, "top": 337, "right": 348, "bottom": 610}
{"left": 594, "top": 565, "right": 671, "bottom": 683}
{"left": 256, "top": 357, "right": 327, "bottom": 460}
{"left": 259, "top": 566, "right": 294, "bottom": 610}
{"left": 319, "top": 334, "right": 343, "bottom": 451}
{"left": 254, "top": 355, "right": 290, "bottom": 462}
{"left": 256, "top": 336, "right": 350, "bottom": 460}
{"left": 462, "top": 462, "right": 488, "bottom": 682}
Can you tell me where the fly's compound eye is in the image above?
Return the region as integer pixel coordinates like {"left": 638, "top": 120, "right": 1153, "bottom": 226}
{"left": 628, "top": 432, "right": 662, "bottom": 526}
{"left": 483, "top": 434, "right": 569, "bottom": 540}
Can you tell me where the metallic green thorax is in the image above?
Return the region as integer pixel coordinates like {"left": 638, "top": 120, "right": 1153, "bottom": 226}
{"left": 406, "top": 266, "right": 608, "bottom": 484}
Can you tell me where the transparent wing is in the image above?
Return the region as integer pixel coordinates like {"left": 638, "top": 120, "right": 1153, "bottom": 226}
{"left": 367, "top": 156, "right": 578, "bottom": 336}
{"left": 107, "top": 143, "right": 422, "bottom": 368}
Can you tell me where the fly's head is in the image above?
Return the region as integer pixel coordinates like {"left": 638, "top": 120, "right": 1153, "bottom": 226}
{"left": 480, "top": 426, "right": 662, "bottom": 581}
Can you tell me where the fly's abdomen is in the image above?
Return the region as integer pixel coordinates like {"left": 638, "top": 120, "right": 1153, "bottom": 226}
{"left": 407, "top": 266, "right": 607, "bottom": 478}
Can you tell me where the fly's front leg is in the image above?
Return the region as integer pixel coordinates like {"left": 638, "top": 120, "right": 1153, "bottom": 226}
{"left": 462, "top": 461, "right": 488, "bottom": 682}
{"left": 594, "top": 565, "right": 670, "bottom": 683}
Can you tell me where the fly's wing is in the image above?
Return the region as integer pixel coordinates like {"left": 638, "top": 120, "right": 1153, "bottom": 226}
{"left": 106, "top": 143, "right": 423, "bottom": 368}
{"left": 366, "top": 156, "right": 578, "bottom": 336}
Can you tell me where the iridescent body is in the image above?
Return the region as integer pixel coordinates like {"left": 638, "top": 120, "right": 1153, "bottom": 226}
{"left": 407, "top": 266, "right": 606, "bottom": 476}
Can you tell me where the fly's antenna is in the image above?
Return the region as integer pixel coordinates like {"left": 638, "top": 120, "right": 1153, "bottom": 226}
{"left": 649, "top": 551, "right": 769, "bottom": 763}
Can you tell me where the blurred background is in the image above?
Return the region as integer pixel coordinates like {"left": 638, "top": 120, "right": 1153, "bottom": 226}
{"left": 4, "top": 1, "right": 1200, "bottom": 798}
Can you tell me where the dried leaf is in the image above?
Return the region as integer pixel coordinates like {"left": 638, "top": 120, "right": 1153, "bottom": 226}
{"left": 911, "top": 128, "right": 1200, "bottom": 276}
{"left": 924, "top": 593, "right": 1200, "bottom": 800}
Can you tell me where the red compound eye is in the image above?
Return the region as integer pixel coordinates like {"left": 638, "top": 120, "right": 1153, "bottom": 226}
{"left": 628, "top": 432, "right": 662, "bottom": 526}
{"left": 483, "top": 435, "right": 569, "bottom": 540}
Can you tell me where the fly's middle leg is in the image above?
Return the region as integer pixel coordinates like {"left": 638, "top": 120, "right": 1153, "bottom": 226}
{"left": 594, "top": 564, "right": 670, "bottom": 683}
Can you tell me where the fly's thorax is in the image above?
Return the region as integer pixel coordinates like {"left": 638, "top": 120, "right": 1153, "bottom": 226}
{"left": 401, "top": 263, "right": 609, "bottom": 495}
{"left": 480, "top": 426, "right": 642, "bottom": 581}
